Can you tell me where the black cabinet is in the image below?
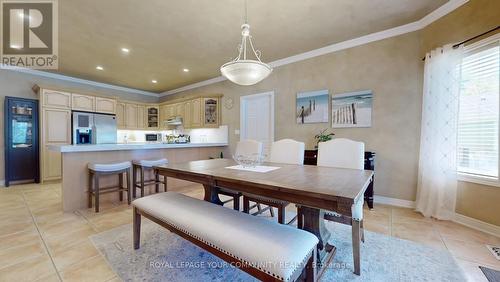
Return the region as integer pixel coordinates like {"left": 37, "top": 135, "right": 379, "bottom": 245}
{"left": 4, "top": 97, "right": 40, "bottom": 187}
{"left": 304, "top": 150, "right": 375, "bottom": 209}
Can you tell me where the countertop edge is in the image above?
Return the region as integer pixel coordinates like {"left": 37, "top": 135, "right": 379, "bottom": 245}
{"left": 49, "top": 143, "right": 229, "bottom": 153}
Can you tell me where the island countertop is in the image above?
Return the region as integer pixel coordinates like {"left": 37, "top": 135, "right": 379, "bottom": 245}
{"left": 48, "top": 142, "right": 228, "bottom": 153}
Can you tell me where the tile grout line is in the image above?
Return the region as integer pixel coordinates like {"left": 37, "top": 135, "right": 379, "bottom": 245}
{"left": 21, "top": 190, "right": 64, "bottom": 282}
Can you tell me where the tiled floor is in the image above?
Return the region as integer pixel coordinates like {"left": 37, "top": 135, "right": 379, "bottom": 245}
{"left": 0, "top": 182, "right": 499, "bottom": 282}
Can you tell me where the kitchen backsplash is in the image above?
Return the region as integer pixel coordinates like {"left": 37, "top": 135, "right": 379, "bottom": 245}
{"left": 117, "top": 125, "right": 228, "bottom": 144}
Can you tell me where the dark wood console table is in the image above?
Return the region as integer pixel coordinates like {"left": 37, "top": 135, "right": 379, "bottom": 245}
{"left": 304, "top": 150, "right": 375, "bottom": 209}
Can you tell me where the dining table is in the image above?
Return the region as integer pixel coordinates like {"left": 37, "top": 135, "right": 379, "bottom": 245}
{"left": 154, "top": 158, "right": 374, "bottom": 276}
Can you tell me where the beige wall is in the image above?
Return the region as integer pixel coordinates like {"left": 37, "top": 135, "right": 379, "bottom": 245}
{"left": 0, "top": 69, "right": 159, "bottom": 182}
{"left": 420, "top": 0, "right": 500, "bottom": 226}
{"left": 161, "top": 32, "right": 424, "bottom": 202}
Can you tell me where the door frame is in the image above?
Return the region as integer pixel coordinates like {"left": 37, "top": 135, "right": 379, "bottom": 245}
{"left": 240, "top": 91, "right": 275, "bottom": 142}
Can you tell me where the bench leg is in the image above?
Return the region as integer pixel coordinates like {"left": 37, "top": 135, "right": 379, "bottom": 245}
{"left": 278, "top": 205, "right": 286, "bottom": 224}
{"left": 305, "top": 248, "right": 317, "bottom": 282}
{"left": 133, "top": 207, "right": 141, "bottom": 249}
{"left": 352, "top": 219, "right": 361, "bottom": 275}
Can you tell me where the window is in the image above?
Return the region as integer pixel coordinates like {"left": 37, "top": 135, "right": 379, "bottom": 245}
{"left": 457, "top": 38, "right": 500, "bottom": 182}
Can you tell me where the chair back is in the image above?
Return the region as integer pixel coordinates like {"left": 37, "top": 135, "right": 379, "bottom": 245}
{"left": 317, "top": 138, "right": 365, "bottom": 170}
{"left": 235, "top": 139, "right": 264, "bottom": 156}
{"left": 268, "top": 139, "right": 305, "bottom": 165}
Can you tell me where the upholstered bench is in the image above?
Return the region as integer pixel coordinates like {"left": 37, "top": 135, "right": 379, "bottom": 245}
{"left": 133, "top": 192, "right": 319, "bottom": 282}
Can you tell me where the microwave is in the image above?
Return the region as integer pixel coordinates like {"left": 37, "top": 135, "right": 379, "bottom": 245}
{"left": 145, "top": 133, "right": 162, "bottom": 142}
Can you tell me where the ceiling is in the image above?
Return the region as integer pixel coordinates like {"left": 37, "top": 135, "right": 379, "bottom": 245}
{"left": 54, "top": 0, "right": 448, "bottom": 93}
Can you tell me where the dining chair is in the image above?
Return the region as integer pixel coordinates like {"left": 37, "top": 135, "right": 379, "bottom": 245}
{"left": 311, "top": 138, "right": 366, "bottom": 275}
{"left": 243, "top": 139, "right": 305, "bottom": 224}
{"left": 219, "top": 139, "right": 264, "bottom": 210}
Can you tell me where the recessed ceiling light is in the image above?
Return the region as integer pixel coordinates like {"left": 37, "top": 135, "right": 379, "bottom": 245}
{"left": 121, "top": 48, "right": 130, "bottom": 53}
{"left": 183, "top": 68, "right": 189, "bottom": 72}
{"left": 151, "top": 80, "right": 157, "bottom": 84}
{"left": 96, "top": 66, "right": 104, "bottom": 70}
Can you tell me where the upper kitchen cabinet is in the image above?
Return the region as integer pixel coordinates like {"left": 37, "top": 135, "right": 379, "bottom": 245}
{"left": 71, "top": 94, "right": 95, "bottom": 112}
{"left": 203, "top": 97, "right": 220, "bottom": 128}
{"left": 146, "top": 105, "right": 159, "bottom": 129}
{"left": 95, "top": 97, "right": 117, "bottom": 114}
{"left": 125, "top": 103, "right": 139, "bottom": 129}
{"left": 159, "top": 104, "right": 175, "bottom": 129}
{"left": 42, "top": 89, "right": 72, "bottom": 109}
{"left": 137, "top": 104, "right": 146, "bottom": 129}
{"left": 189, "top": 98, "right": 203, "bottom": 128}
{"left": 116, "top": 102, "right": 126, "bottom": 128}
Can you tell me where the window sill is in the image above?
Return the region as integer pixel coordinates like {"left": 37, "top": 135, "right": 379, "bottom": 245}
{"left": 457, "top": 173, "right": 500, "bottom": 187}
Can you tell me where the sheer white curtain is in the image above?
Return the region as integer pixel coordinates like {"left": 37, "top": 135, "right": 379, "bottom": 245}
{"left": 416, "top": 44, "right": 463, "bottom": 220}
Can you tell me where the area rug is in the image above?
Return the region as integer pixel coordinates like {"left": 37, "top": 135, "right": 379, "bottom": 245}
{"left": 480, "top": 266, "right": 500, "bottom": 282}
{"left": 90, "top": 218, "right": 466, "bottom": 281}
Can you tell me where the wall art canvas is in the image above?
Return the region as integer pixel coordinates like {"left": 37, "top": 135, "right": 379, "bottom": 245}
{"left": 332, "top": 90, "right": 373, "bottom": 128}
{"left": 296, "top": 90, "right": 329, "bottom": 124}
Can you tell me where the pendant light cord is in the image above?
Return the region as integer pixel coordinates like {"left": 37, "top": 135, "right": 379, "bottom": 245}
{"left": 244, "top": 0, "right": 248, "bottom": 24}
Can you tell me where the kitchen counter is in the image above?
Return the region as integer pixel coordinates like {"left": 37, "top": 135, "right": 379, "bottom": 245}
{"left": 48, "top": 142, "right": 228, "bottom": 153}
{"left": 52, "top": 142, "right": 228, "bottom": 212}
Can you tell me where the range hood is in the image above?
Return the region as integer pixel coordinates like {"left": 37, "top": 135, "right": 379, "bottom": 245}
{"left": 166, "top": 116, "right": 183, "bottom": 126}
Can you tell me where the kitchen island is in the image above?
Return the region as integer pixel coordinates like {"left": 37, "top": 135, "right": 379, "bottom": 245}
{"left": 48, "top": 143, "right": 228, "bottom": 211}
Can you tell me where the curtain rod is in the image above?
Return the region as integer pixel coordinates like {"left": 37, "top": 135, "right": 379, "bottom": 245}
{"left": 422, "top": 25, "right": 500, "bottom": 61}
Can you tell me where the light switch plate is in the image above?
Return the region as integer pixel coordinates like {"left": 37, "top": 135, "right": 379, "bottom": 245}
{"left": 234, "top": 129, "right": 240, "bottom": 135}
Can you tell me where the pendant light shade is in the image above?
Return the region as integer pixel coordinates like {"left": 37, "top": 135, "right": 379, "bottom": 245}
{"left": 220, "top": 5, "right": 272, "bottom": 86}
{"left": 220, "top": 59, "right": 272, "bottom": 86}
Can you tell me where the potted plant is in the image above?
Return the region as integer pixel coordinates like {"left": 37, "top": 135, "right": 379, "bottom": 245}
{"left": 314, "top": 129, "right": 335, "bottom": 149}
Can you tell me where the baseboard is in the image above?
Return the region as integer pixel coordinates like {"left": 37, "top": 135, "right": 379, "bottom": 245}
{"left": 453, "top": 213, "right": 500, "bottom": 238}
{"left": 373, "top": 195, "right": 416, "bottom": 208}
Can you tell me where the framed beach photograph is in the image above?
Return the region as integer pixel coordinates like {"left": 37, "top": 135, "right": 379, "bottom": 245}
{"left": 332, "top": 90, "right": 373, "bottom": 128}
{"left": 296, "top": 90, "right": 329, "bottom": 124}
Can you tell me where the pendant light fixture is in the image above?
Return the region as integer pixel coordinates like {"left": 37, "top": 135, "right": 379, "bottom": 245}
{"left": 220, "top": 0, "right": 272, "bottom": 86}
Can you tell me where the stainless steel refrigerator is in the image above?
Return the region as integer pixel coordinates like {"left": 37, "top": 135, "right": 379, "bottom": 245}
{"left": 72, "top": 111, "right": 117, "bottom": 144}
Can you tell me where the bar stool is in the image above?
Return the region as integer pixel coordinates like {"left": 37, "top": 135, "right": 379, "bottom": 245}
{"left": 132, "top": 158, "right": 168, "bottom": 198}
{"left": 88, "top": 161, "right": 132, "bottom": 213}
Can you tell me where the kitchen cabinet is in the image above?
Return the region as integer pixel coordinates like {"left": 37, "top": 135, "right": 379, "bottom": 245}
{"left": 71, "top": 94, "right": 95, "bottom": 112}
{"left": 175, "top": 103, "right": 184, "bottom": 118}
{"left": 42, "top": 89, "right": 71, "bottom": 109}
{"left": 95, "top": 97, "right": 116, "bottom": 114}
{"left": 202, "top": 97, "right": 220, "bottom": 128}
{"left": 125, "top": 103, "right": 139, "bottom": 129}
{"left": 41, "top": 107, "right": 71, "bottom": 181}
{"left": 190, "top": 98, "right": 203, "bottom": 128}
{"left": 116, "top": 102, "right": 126, "bottom": 128}
{"left": 183, "top": 101, "right": 191, "bottom": 128}
{"left": 146, "top": 106, "right": 159, "bottom": 129}
{"left": 159, "top": 104, "right": 175, "bottom": 129}
{"left": 137, "top": 104, "right": 146, "bottom": 129}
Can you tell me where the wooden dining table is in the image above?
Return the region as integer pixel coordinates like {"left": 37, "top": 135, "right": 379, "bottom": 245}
{"left": 154, "top": 158, "right": 374, "bottom": 275}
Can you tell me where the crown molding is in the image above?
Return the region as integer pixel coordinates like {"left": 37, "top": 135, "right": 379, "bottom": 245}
{"left": 2, "top": 66, "right": 159, "bottom": 97}
{"left": 2, "top": 0, "right": 469, "bottom": 98}
{"left": 160, "top": 0, "right": 469, "bottom": 97}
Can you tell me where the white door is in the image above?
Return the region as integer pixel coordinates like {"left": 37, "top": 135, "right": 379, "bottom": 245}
{"left": 240, "top": 91, "right": 275, "bottom": 156}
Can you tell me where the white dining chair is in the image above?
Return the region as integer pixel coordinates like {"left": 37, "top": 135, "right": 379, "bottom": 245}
{"left": 243, "top": 139, "right": 305, "bottom": 224}
{"left": 316, "top": 138, "right": 366, "bottom": 275}
{"left": 268, "top": 139, "right": 305, "bottom": 165}
{"left": 235, "top": 139, "right": 264, "bottom": 156}
{"left": 219, "top": 140, "right": 264, "bottom": 211}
